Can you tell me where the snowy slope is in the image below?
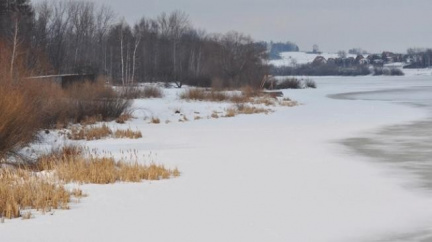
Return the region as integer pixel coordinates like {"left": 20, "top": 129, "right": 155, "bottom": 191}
{"left": 2, "top": 77, "right": 432, "bottom": 242}
{"left": 270, "top": 51, "right": 357, "bottom": 67}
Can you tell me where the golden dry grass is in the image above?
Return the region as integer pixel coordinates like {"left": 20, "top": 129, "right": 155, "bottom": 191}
{"left": 150, "top": 117, "right": 161, "bottom": 124}
{"left": 180, "top": 88, "right": 239, "bottom": 103}
{"left": 120, "top": 86, "right": 164, "bottom": 99}
{"left": 68, "top": 125, "right": 142, "bottom": 140}
{"left": 180, "top": 88, "right": 208, "bottom": 100}
{"left": 116, "top": 113, "right": 133, "bottom": 124}
{"left": 0, "top": 168, "right": 71, "bottom": 219}
{"left": 229, "top": 93, "right": 251, "bottom": 104}
{"left": 36, "top": 147, "right": 180, "bottom": 184}
{"left": 278, "top": 99, "right": 299, "bottom": 107}
{"left": 80, "top": 115, "right": 103, "bottom": 126}
{"left": 252, "top": 97, "right": 276, "bottom": 106}
{"left": 224, "top": 108, "right": 237, "bottom": 118}
{"left": 1, "top": 144, "right": 179, "bottom": 220}
{"left": 114, "top": 129, "right": 143, "bottom": 139}
{"left": 143, "top": 86, "right": 164, "bottom": 98}
{"left": 68, "top": 124, "right": 113, "bottom": 140}
{"left": 236, "top": 104, "right": 271, "bottom": 115}
{"left": 180, "top": 87, "right": 287, "bottom": 108}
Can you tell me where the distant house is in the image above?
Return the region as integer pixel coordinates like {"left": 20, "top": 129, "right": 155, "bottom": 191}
{"left": 345, "top": 57, "right": 355, "bottom": 66}
{"left": 355, "top": 55, "right": 368, "bottom": 65}
{"left": 27, "top": 74, "right": 96, "bottom": 88}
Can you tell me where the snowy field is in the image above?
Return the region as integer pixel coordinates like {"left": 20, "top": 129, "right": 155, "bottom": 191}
{"left": 2, "top": 72, "right": 432, "bottom": 241}
{"left": 269, "top": 51, "right": 357, "bottom": 67}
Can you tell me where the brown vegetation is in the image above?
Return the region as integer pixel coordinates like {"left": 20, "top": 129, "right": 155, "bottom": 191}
{"left": 234, "top": 104, "right": 271, "bottom": 115}
{"left": 114, "top": 128, "right": 143, "bottom": 139}
{"left": 119, "top": 86, "right": 164, "bottom": 99}
{"left": 0, "top": 82, "right": 41, "bottom": 159}
{"left": 180, "top": 88, "right": 255, "bottom": 103}
{"left": 1, "top": 145, "right": 179, "bottom": 220}
{"left": 0, "top": 168, "right": 72, "bottom": 219}
{"left": 150, "top": 117, "right": 161, "bottom": 124}
{"left": 35, "top": 146, "right": 180, "bottom": 184}
{"left": 116, "top": 113, "right": 133, "bottom": 124}
{"left": 68, "top": 125, "right": 142, "bottom": 140}
{"left": 68, "top": 124, "right": 113, "bottom": 140}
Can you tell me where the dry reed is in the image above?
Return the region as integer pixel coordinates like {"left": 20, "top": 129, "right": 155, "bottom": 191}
{"left": 0, "top": 168, "right": 71, "bottom": 219}
{"left": 36, "top": 147, "right": 179, "bottom": 184}
{"left": 68, "top": 125, "right": 142, "bottom": 140}
{"left": 114, "top": 129, "right": 143, "bottom": 139}
{"left": 150, "top": 117, "right": 161, "bottom": 124}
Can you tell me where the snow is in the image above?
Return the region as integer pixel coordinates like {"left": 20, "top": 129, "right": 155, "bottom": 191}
{"left": 269, "top": 51, "right": 357, "bottom": 67}
{"left": 3, "top": 75, "right": 432, "bottom": 241}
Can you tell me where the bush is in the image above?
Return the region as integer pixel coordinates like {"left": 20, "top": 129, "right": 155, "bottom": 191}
{"left": 65, "top": 80, "right": 132, "bottom": 122}
{"left": 119, "top": 85, "right": 164, "bottom": 99}
{"left": 305, "top": 79, "right": 317, "bottom": 88}
{"left": 185, "top": 76, "right": 212, "bottom": 87}
{"left": 390, "top": 68, "right": 404, "bottom": 76}
{"left": 0, "top": 82, "right": 41, "bottom": 159}
{"left": 275, "top": 78, "right": 303, "bottom": 89}
{"left": 0, "top": 77, "right": 131, "bottom": 159}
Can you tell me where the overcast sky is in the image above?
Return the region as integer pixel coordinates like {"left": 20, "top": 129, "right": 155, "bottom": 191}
{"left": 33, "top": 0, "right": 432, "bottom": 53}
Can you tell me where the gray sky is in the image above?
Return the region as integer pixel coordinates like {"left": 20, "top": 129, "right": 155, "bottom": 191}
{"left": 34, "top": 0, "right": 432, "bottom": 53}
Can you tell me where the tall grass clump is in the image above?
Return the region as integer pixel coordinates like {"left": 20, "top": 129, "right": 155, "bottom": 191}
{"left": 119, "top": 85, "right": 164, "bottom": 99}
{"left": 68, "top": 124, "right": 113, "bottom": 140}
{"left": 180, "top": 88, "right": 208, "bottom": 100}
{"left": 68, "top": 125, "right": 142, "bottom": 140}
{"left": 181, "top": 88, "right": 254, "bottom": 103}
{"left": 35, "top": 146, "right": 179, "bottom": 184}
{"left": 0, "top": 168, "right": 71, "bottom": 219}
{"left": 114, "top": 128, "right": 143, "bottom": 139}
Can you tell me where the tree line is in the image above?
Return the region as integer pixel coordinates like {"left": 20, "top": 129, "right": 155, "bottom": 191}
{"left": 0, "top": 0, "right": 268, "bottom": 88}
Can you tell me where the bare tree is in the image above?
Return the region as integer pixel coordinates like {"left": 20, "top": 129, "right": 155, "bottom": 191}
{"left": 158, "top": 11, "right": 191, "bottom": 87}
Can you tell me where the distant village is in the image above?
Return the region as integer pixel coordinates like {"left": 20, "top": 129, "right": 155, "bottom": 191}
{"left": 311, "top": 51, "right": 432, "bottom": 68}
{"left": 269, "top": 42, "right": 432, "bottom": 76}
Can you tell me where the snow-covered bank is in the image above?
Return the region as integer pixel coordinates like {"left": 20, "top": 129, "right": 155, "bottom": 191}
{"left": 2, "top": 76, "right": 432, "bottom": 242}
{"left": 269, "top": 51, "right": 357, "bottom": 67}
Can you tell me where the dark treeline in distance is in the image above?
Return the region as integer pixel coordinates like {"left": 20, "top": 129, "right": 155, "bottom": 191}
{"left": 0, "top": 0, "right": 268, "bottom": 88}
{"left": 265, "top": 41, "right": 299, "bottom": 60}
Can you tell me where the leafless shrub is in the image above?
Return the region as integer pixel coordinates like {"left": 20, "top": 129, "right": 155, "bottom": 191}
{"left": 275, "top": 78, "right": 303, "bottom": 89}
{"left": 305, "top": 79, "right": 317, "bottom": 88}
{"left": 119, "top": 86, "right": 164, "bottom": 99}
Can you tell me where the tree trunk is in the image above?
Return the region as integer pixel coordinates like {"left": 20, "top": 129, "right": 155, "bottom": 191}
{"left": 120, "top": 29, "right": 125, "bottom": 86}
{"left": 131, "top": 36, "right": 141, "bottom": 84}
{"left": 10, "top": 18, "right": 19, "bottom": 81}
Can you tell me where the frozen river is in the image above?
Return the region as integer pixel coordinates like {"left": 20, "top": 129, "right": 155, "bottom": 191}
{"left": 330, "top": 79, "right": 432, "bottom": 241}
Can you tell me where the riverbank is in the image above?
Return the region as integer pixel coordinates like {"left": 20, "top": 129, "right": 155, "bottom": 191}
{"left": 2, "top": 75, "right": 432, "bottom": 242}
